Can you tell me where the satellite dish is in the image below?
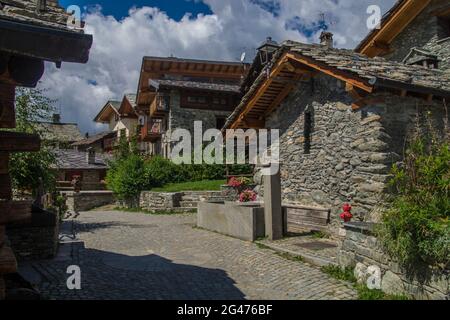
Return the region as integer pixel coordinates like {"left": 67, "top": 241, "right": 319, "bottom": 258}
{"left": 240, "top": 52, "right": 246, "bottom": 63}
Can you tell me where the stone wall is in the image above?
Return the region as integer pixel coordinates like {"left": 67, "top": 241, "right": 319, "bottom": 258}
{"left": 160, "top": 90, "right": 231, "bottom": 156}
{"left": 338, "top": 222, "right": 449, "bottom": 300}
{"left": 383, "top": 0, "right": 450, "bottom": 72}
{"left": 6, "top": 207, "right": 59, "bottom": 261}
{"left": 261, "top": 74, "right": 448, "bottom": 234}
{"left": 140, "top": 190, "right": 235, "bottom": 211}
{"left": 65, "top": 191, "right": 114, "bottom": 212}
{"left": 139, "top": 192, "right": 182, "bottom": 210}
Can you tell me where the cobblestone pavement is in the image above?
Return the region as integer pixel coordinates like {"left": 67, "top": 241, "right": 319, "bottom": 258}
{"left": 259, "top": 234, "right": 339, "bottom": 266}
{"left": 30, "top": 211, "right": 357, "bottom": 300}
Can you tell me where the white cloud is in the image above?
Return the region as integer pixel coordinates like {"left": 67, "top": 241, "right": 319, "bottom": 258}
{"left": 38, "top": 0, "right": 396, "bottom": 134}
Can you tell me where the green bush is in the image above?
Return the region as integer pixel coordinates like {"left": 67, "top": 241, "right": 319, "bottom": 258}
{"left": 377, "top": 135, "right": 450, "bottom": 268}
{"left": 106, "top": 154, "right": 149, "bottom": 200}
{"left": 144, "top": 156, "right": 189, "bottom": 187}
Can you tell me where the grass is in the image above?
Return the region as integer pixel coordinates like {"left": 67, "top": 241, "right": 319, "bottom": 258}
{"left": 320, "top": 265, "right": 411, "bottom": 300}
{"left": 275, "top": 251, "right": 305, "bottom": 262}
{"left": 151, "top": 180, "right": 226, "bottom": 192}
{"left": 311, "top": 231, "right": 329, "bottom": 239}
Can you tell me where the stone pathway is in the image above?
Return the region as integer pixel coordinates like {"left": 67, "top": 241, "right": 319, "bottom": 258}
{"left": 258, "top": 234, "right": 339, "bottom": 267}
{"left": 23, "top": 211, "right": 356, "bottom": 300}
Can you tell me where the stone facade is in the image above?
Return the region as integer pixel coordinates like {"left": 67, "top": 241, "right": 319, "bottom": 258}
{"left": 65, "top": 191, "right": 114, "bottom": 212}
{"left": 158, "top": 90, "right": 231, "bottom": 157}
{"left": 6, "top": 207, "right": 59, "bottom": 261}
{"left": 260, "top": 74, "right": 448, "bottom": 235}
{"left": 384, "top": 0, "right": 450, "bottom": 72}
{"left": 338, "top": 222, "right": 449, "bottom": 300}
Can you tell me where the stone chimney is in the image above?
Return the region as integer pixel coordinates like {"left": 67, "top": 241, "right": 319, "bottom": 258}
{"left": 320, "top": 31, "right": 334, "bottom": 48}
{"left": 86, "top": 147, "right": 96, "bottom": 165}
{"left": 52, "top": 113, "right": 61, "bottom": 123}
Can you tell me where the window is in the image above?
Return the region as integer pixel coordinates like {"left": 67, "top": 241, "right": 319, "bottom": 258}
{"left": 213, "top": 97, "right": 228, "bottom": 105}
{"left": 187, "top": 96, "right": 207, "bottom": 104}
{"left": 438, "top": 17, "right": 450, "bottom": 39}
{"left": 157, "top": 94, "right": 170, "bottom": 111}
{"left": 216, "top": 117, "right": 226, "bottom": 130}
{"left": 304, "top": 112, "right": 312, "bottom": 154}
{"left": 120, "top": 129, "right": 126, "bottom": 138}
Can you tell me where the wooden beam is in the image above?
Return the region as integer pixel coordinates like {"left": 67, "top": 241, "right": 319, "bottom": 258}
{"left": 0, "top": 83, "right": 16, "bottom": 128}
{"left": 0, "top": 246, "right": 17, "bottom": 274}
{"left": 242, "top": 119, "right": 266, "bottom": 129}
{"left": 265, "top": 74, "right": 303, "bottom": 116}
{"left": 286, "top": 53, "right": 374, "bottom": 93}
{"left": 427, "top": 94, "right": 434, "bottom": 103}
{"left": 0, "top": 174, "right": 12, "bottom": 200}
{"left": 345, "top": 83, "right": 364, "bottom": 100}
{"left": 0, "top": 226, "right": 4, "bottom": 247}
{"left": 0, "top": 200, "right": 33, "bottom": 224}
{"left": 8, "top": 56, "right": 45, "bottom": 87}
{"left": 0, "top": 276, "right": 4, "bottom": 300}
{"left": 230, "top": 55, "right": 289, "bottom": 129}
{"left": 0, "top": 153, "right": 8, "bottom": 175}
{"left": 0, "top": 132, "right": 41, "bottom": 152}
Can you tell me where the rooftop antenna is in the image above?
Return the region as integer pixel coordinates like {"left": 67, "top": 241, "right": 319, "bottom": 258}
{"left": 240, "top": 52, "right": 246, "bottom": 63}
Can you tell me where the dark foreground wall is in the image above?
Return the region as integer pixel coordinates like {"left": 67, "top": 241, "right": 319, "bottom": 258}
{"left": 6, "top": 206, "right": 59, "bottom": 261}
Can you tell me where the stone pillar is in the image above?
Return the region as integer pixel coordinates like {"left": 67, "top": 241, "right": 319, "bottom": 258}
{"left": 263, "top": 168, "right": 283, "bottom": 240}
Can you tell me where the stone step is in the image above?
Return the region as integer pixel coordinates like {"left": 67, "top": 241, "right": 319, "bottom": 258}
{"left": 144, "top": 207, "right": 197, "bottom": 214}
{"left": 179, "top": 201, "right": 198, "bottom": 208}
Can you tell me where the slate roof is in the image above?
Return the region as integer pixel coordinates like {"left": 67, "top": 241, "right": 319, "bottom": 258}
{"left": 0, "top": 0, "right": 82, "bottom": 33}
{"left": 51, "top": 149, "right": 111, "bottom": 170}
{"left": 125, "top": 94, "right": 137, "bottom": 107}
{"left": 149, "top": 79, "right": 241, "bottom": 94}
{"left": 71, "top": 131, "right": 116, "bottom": 147}
{"left": 224, "top": 41, "right": 450, "bottom": 129}
{"left": 285, "top": 41, "right": 450, "bottom": 94}
{"left": 35, "top": 121, "right": 84, "bottom": 143}
{"left": 109, "top": 100, "right": 121, "bottom": 110}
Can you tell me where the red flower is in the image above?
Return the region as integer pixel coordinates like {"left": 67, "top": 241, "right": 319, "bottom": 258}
{"left": 239, "top": 189, "right": 257, "bottom": 203}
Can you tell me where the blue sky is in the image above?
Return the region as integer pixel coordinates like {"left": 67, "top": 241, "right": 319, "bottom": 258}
{"left": 59, "top": 0, "right": 212, "bottom": 20}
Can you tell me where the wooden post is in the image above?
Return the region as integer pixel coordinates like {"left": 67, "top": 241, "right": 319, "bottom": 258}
{"left": 263, "top": 167, "right": 283, "bottom": 240}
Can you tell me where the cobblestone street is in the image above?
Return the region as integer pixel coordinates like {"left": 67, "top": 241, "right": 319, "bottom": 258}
{"left": 27, "top": 211, "right": 357, "bottom": 300}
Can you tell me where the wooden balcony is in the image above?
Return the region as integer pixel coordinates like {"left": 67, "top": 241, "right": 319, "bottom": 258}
{"left": 140, "top": 119, "right": 164, "bottom": 142}
{"left": 150, "top": 94, "right": 170, "bottom": 117}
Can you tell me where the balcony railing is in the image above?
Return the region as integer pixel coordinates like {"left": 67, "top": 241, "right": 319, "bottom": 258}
{"left": 140, "top": 119, "right": 165, "bottom": 142}
{"left": 150, "top": 94, "right": 170, "bottom": 117}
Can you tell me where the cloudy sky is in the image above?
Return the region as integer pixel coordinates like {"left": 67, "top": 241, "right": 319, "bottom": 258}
{"left": 40, "top": 0, "right": 397, "bottom": 134}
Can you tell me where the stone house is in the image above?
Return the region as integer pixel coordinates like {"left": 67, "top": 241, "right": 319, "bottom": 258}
{"left": 135, "top": 56, "right": 248, "bottom": 156}
{"left": 224, "top": 37, "right": 450, "bottom": 235}
{"left": 51, "top": 149, "right": 110, "bottom": 191}
{"left": 93, "top": 94, "right": 139, "bottom": 145}
{"left": 356, "top": 0, "right": 450, "bottom": 71}
{"left": 71, "top": 131, "right": 117, "bottom": 153}
{"left": 35, "top": 114, "right": 84, "bottom": 148}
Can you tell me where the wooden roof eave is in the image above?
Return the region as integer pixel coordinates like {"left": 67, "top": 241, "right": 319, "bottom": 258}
{"left": 356, "top": 0, "right": 431, "bottom": 57}
{"left": 93, "top": 103, "right": 119, "bottom": 123}
{"left": 0, "top": 19, "right": 93, "bottom": 63}
{"left": 226, "top": 51, "right": 375, "bottom": 130}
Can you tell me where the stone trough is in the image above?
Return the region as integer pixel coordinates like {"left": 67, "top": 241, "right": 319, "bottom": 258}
{"left": 197, "top": 201, "right": 265, "bottom": 241}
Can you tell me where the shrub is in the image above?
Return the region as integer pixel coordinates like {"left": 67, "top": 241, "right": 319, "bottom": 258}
{"left": 377, "top": 132, "right": 450, "bottom": 268}
{"left": 144, "top": 156, "right": 189, "bottom": 187}
{"left": 106, "top": 154, "right": 149, "bottom": 200}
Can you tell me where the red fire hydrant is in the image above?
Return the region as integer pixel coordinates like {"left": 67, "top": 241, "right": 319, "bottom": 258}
{"left": 340, "top": 203, "right": 353, "bottom": 222}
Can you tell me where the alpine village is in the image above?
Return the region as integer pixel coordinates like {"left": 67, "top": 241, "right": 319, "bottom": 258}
{"left": 0, "top": 0, "right": 449, "bottom": 301}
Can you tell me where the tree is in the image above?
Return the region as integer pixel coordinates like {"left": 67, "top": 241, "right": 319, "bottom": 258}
{"left": 9, "top": 87, "right": 57, "bottom": 194}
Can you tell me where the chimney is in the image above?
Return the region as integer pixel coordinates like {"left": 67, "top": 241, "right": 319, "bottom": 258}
{"left": 52, "top": 113, "right": 61, "bottom": 123}
{"left": 86, "top": 147, "right": 96, "bottom": 165}
{"left": 36, "top": 0, "right": 47, "bottom": 12}
{"left": 320, "top": 31, "right": 334, "bottom": 48}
